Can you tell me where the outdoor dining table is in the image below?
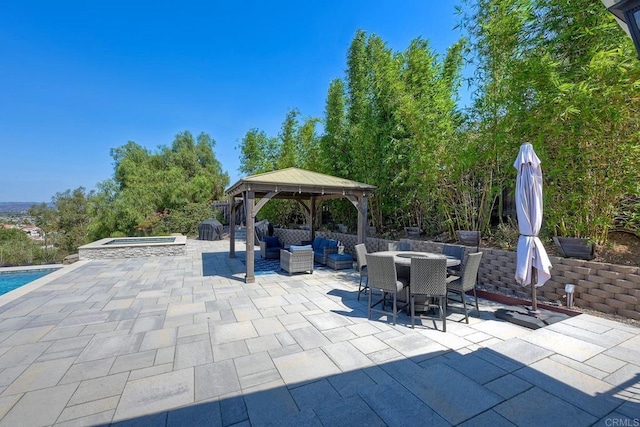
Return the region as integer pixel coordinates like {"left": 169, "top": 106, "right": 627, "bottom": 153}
{"left": 375, "top": 250, "right": 460, "bottom": 285}
{"left": 373, "top": 250, "right": 461, "bottom": 312}
{"left": 374, "top": 250, "right": 461, "bottom": 269}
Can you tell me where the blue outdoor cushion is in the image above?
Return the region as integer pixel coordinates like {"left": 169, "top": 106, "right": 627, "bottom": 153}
{"left": 264, "top": 236, "right": 279, "bottom": 248}
{"left": 312, "top": 237, "right": 323, "bottom": 250}
{"left": 289, "top": 245, "right": 312, "bottom": 251}
{"left": 328, "top": 253, "right": 352, "bottom": 261}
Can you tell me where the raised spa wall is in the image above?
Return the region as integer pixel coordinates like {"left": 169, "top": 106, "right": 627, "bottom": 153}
{"left": 78, "top": 236, "right": 187, "bottom": 260}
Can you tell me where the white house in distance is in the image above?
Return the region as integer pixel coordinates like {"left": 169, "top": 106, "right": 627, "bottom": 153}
{"left": 1, "top": 224, "right": 43, "bottom": 240}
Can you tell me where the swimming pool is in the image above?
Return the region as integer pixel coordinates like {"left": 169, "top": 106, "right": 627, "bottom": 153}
{"left": 0, "top": 267, "right": 61, "bottom": 296}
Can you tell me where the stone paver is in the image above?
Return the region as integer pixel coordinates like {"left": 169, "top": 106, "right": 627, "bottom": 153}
{"left": 0, "top": 238, "right": 637, "bottom": 426}
{"left": 113, "top": 368, "right": 194, "bottom": 421}
{"left": 174, "top": 339, "right": 213, "bottom": 369}
{"left": 514, "top": 358, "right": 622, "bottom": 418}
{"left": 322, "top": 341, "right": 372, "bottom": 371}
{"left": 273, "top": 348, "right": 341, "bottom": 385}
{"left": 0, "top": 383, "right": 78, "bottom": 427}
{"left": 2, "top": 356, "right": 75, "bottom": 395}
{"left": 68, "top": 372, "right": 129, "bottom": 406}
{"left": 195, "top": 360, "right": 240, "bottom": 400}
{"left": 493, "top": 386, "right": 597, "bottom": 426}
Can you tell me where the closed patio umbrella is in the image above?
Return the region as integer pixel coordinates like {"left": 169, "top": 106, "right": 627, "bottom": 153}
{"left": 514, "top": 143, "right": 552, "bottom": 314}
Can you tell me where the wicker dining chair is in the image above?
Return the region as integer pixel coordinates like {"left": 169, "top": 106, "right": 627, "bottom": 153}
{"left": 456, "top": 230, "right": 480, "bottom": 253}
{"left": 442, "top": 244, "right": 466, "bottom": 274}
{"left": 387, "top": 240, "right": 411, "bottom": 251}
{"left": 446, "top": 252, "right": 483, "bottom": 323}
{"left": 365, "top": 253, "right": 409, "bottom": 325}
{"left": 354, "top": 243, "right": 368, "bottom": 301}
{"left": 410, "top": 257, "right": 448, "bottom": 331}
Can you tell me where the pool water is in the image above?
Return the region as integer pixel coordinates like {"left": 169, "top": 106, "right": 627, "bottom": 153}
{"left": 0, "top": 268, "right": 60, "bottom": 295}
{"left": 103, "top": 237, "right": 176, "bottom": 245}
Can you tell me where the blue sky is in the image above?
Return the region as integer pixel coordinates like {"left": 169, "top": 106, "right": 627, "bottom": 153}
{"left": 0, "top": 1, "right": 467, "bottom": 203}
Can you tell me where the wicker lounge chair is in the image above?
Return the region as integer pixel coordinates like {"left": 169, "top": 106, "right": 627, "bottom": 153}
{"left": 311, "top": 237, "right": 339, "bottom": 265}
{"left": 260, "top": 236, "right": 282, "bottom": 259}
{"left": 280, "top": 246, "right": 313, "bottom": 275}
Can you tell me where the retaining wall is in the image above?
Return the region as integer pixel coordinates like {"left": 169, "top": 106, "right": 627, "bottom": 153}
{"left": 272, "top": 228, "right": 639, "bottom": 320}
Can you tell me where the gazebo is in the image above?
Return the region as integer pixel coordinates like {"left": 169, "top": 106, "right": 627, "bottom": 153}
{"left": 224, "top": 168, "right": 376, "bottom": 283}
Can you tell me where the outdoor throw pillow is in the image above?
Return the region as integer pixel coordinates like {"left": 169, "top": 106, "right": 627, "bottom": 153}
{"left": 312, "top": 237, "right": 323, "bottom": 249}
{"left": 289, "top": 245, "right": 312, "bottom": 251}
{"left": 264, "top": 236, "right": 279, "bottom": 248}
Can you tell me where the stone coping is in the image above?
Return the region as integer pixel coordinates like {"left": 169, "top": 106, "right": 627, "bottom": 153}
{"left": 78, "top": 236, "right": 187, "bottom": 260}
{"left": 79, "top": 235, "right": 187, "bottom": 249}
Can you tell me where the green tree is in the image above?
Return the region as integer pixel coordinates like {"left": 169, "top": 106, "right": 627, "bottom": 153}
{"left": 238, "top": 128, "right": 278, "bottom": 175}
{"left": 297, "top": 116, "right": 321, "bottom": 170}
{"left": 461, "top": 0, "right": 640, "bottom": 243}
{"left": 277, "top": 109, "right": 300, "bottom": 169}
{"left": 90, "top": 131, "right": 229, "bottom": 238}
{"left": 28, "top": 202, "right": 57, "bottom": 260}
{"left": 53, "top": 187, "right": 91, "bottom": 254}
{"left": 0, "top": 229, "right": 39, "bottom": 266}
{"left": 319, "top": 79, "right": 348, "bottom": 176}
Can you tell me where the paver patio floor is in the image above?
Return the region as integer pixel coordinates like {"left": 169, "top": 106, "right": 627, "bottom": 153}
{"left": 0, "top": 239, "right": 637, "bottom": 426}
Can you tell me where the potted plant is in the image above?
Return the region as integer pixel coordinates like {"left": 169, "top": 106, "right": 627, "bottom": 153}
{"left": 552, "top": 236, "right": 595, "bottom": 260}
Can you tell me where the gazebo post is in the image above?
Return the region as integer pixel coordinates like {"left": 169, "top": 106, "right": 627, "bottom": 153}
{"left": 310, "top": 196, "right": 316, "bottom": 243}
{"left": 229, "top": 195, "right": 236, "bottom": 258}
{"left": 245, "top": 191, "right": 255, "bottom": 284}
{"left": 357, "top": 195, "right": 368, "bottom": 244}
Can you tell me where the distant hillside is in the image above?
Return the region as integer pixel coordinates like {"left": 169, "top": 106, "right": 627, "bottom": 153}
{"left": 0, "top": 202, "right": 42, "bottom": 214}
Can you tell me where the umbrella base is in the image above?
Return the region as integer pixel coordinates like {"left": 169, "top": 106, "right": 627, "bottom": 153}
{"left": 528, "top": 309, "right": 541, "bottom": 318}
{"left": 495, "top": 307, "right": 569, "bottom": 330}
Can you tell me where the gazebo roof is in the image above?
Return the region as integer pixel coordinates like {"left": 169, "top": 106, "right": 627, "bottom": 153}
{"left": 225, "top": 167, "right": 376, "bottom": 198}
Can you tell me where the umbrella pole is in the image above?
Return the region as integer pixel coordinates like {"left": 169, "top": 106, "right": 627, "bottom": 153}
{"left": 530, "top": 266, "right": 540, "bottom": 317}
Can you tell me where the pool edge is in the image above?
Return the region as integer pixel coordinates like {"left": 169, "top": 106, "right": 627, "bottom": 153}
{"left": 0, "top": 261, "right": 92, "bottom": 309}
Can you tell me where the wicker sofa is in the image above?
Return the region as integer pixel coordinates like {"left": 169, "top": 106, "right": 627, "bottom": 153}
{"left": 280, "top": 246, "right": 314, "bottom": 275}
{"left": 260, "top": 236, "right": 282, "bottom": 259}
{"left": 311, "top": 237, "right": 339, "bottom": 265}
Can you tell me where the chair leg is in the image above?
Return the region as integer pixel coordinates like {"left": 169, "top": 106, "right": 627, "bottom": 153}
{"left": 462, "top": 292, "right": 469, "bottom": 324}
{"left": 392, "top": 292, "right": 397, "bottom": 325}
{"left": 440, "top": 296, "right": 446, "bottom": 332}
{"left": 410, "top": 295, "right": 415, "bottom": 329}
{"left": 405, "top": 286, "right": 411, "bottom": 315}
{"left": 367, "top": 289, "right": 372, "bottom": 320}
{"left": 473, "top": 288, "right": 479, "bottom": 314}
{"left": 358, "top": 276, "right": 369, "bottom": 301}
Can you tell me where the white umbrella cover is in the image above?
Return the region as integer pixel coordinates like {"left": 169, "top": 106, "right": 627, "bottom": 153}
{"left": 514, "top": 143, "right": 552, "bottom": 287}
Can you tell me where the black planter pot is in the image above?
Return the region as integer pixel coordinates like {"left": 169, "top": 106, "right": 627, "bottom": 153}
{"left": 552, "top": 237, "right": 595, "bottom": 261}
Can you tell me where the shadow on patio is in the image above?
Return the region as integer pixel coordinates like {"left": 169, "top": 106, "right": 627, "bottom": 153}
{"left": 110, "top": 343, "right": 640, "bottom": 426}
